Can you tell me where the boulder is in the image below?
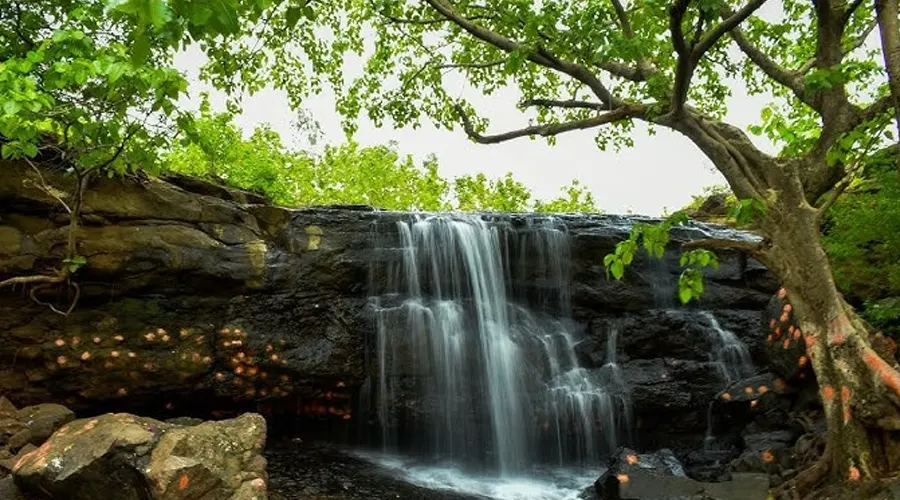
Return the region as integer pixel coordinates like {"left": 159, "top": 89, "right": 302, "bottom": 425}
{"left": 591, "top": 448, "right": 769, "bottom": 500}
{"left": 761, "top": 291, "right": 811, "bottom": 383}
{"left": 16, "top": 403, "right": 75, "bottom": 445}
{"left": 13, "top": 412, "right": 267, "bottom": 500}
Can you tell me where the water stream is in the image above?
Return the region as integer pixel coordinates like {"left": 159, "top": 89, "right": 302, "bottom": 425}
{"left": 368, "top": 215, "right": 630, "bottom": 492}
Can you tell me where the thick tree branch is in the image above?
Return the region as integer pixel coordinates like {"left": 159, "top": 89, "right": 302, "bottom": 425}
{"left": 876, "top": 0, "right": 900, "bottom": 173}
{"left": 600, "top": 0, "right": 657, "bottom": 81}
{"left": 436, "top": 60, "right": 505, "bottom": 71}
{"left": 842, "top": 0, "right": 867, "bottom": 26}
{"left": 798, "top": 20, "right": 877, "bottom": 74}
{"left": 729, "top": 26, "right": 812, "bottom": 106}
{"left": 454, "top": 104, "right": 638, "bottom": 144}
{"left": 682, "top": 237, "right": 767, "bottom": 256}
{"left": 671, "top": 0, "right": 768, "bottom": 115}
{"left": 593, "top": 60, "right": 650, "bottom": 82}
{"left": 694, "top": 0, "right": 768, "bottom": 58}
{"left": 610, "top": 0, "right": 636, "bottom": 38}
{"left": 520, "top": 99, "right": 606, "bottom": 110}
{"left": 421, "top": 0, "right": 623, "bottom": 107}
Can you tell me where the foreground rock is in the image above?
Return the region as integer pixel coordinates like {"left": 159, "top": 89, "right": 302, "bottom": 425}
{"left": 13, "top": 412, "right": 267, "bottom": 500}
{"left": 588, "top": 448, "right": 769, "bottom": 500}
{"left": 0, "top": 398, "right": 74, "bottom": 479}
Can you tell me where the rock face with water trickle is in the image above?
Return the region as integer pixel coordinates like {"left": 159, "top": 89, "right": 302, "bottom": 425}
{"left": 0, "top": 162, "right": 778, "bottom": 467}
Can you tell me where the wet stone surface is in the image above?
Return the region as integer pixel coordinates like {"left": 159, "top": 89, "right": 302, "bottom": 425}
{"left": 266, "top": 441, "right": 486, "bottom": 500}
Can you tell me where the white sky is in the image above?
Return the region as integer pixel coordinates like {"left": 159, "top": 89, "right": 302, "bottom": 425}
{"left": 174, "top": 23, "right": 782, "bottom": 216}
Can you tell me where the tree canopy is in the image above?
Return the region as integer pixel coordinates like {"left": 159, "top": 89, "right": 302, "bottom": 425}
{"left": 165, "top": 97, "right": 600, "bottom": 213}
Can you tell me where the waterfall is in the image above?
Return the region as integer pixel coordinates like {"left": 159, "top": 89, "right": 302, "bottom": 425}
{"left": 369, "top": 214, "right": 629, "bottom": 474}
{"left": 700, "top": 311, "right": 755, "bottom": 449}
{"left": 700, "top": 311, "right": 754, "bottom": 384}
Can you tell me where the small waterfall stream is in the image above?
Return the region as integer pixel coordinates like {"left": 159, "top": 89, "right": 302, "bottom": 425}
{"left": 701, "top": 311, "right": 755, "bottom": 449}
{"left": 369, "top": 215, "right": 631, "bottom": 478}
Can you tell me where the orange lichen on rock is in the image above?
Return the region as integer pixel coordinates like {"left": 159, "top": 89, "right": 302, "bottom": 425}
{"left": 93, "top": 336, "right": 102, "bottom": 344}
{"left": 798, "top": 356, "right": 808, "bottom": 367}
{"left": 783, "top": 339, "right": 790, "bottom": 349}
{"left": 774, "top": 327, "right": 782, "bottom": 338}
{"left": 625, "top": 454, "right": 638, "bottom": 464}
{"left": 744, "top": 386, "right": 754, "bottom": 395}
{"left": 57, "top": 355, "right": 68, "bottom": 365}
{"left": 758, "top": 385, "right": 769, "bottom": 394}
{"left": 849, "top": 465, "right": 861, "bottom": 481}
{"left": 750, "top": 400, "right": 759, "bottom": 408}
{"left": 616, "top": 474, "right": 629, "bottom": 483}
{"left": 778, "top": 287, "right": 787, "bottom": 299}
{"left": 81, "top": 352, "right": 91, "bottom": 361}
{"left": 761, "top": 450, "right": 774, "bottom": 463}
{"left": 114, "top": 335, "right": 124, "bottom": 342}
{"left": 766, "top": 335, "right": 773, "bottom": 343}
{"left": 54, "top": 338, "right": 65, "bottom": 347}
{"left": 178, "top": 473, "right": 190, "bottom": 490}
{"left": 721, "top": 392, "right": 731, "bottom": 401}
{"left": 780, "top": 312, "right": 790, "bottom": 322}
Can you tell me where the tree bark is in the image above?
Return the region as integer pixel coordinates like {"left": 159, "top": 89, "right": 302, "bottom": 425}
{"left": 875, "top": 0, "right": 900, "bottom": 174}
{"left": 756, "top": 165, "right": 900, "bottom": 490}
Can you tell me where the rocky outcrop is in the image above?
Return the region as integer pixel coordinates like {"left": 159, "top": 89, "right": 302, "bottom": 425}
{"left": 586, "top": 448, "right": 769, "bottom": 500}
{"left": 0, "top": 161, "right": 776, "bottom": 449}
{"left": 12, "top": 412, "right": 267, "bottom": 500}
{"left": 0, "top": 398, "right": 74, "bottom": 480}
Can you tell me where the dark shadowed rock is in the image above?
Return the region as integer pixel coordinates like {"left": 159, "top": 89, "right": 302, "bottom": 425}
{"left": 16, "top": 403, "right": 75, "bottom": 446}
{"left": 591, "top": 448, "right": 768, "bottom": 500}
{"left": 13, "top": 412, "right": 267, "bottom": 500}
{"left": 761, "top": 292, "right": 812, "bottom": 383}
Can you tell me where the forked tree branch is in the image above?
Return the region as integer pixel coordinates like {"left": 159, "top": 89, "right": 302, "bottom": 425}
{"left": 670, "top": 0, "right": 769, "bottom": 115}
{"left": 728, "top": 27, "right": 813, "bottom": 108}
{"left": 798, "top": 19, "right": 877, "bottom": 75}
{"left": 520, "top": 98, "right": 607, "bottom": 110}
{"left": 422, "top": 0, "right": 623, "bottom": 108}
{"left": 454, "top": 103, "right": 638, "bottom": 144}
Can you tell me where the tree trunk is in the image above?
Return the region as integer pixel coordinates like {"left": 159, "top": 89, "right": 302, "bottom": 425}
{"left": 876, "top": 0, "right": 900, "bottom": 174}
{"left": 758, "top": 177, "right": 900, "bottom": 491}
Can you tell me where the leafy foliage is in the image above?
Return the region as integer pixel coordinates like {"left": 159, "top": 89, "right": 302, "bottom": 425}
{"left": 0, "top": 0, "right": 273, "bottom": 174}
{"left": 603, "top": 210, "right": 719, "bottom": 304}
{"left": 165, "top": 99, "right": 601, "bottom": 213}
{"left": 823, "top": 158, "right": 900, "bottom": 337}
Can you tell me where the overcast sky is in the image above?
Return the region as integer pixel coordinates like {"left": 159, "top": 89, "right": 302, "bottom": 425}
{"left": 175, "top": 31, "right": 780, "bottom": 216}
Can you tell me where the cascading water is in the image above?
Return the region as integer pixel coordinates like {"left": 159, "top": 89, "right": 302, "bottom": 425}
{"left": 700, "top": 311, "right": 755, "bottom": 449}
{"left": 368, "top": 214, "right": 630, "bottom": 478}
{"left": 701, "top": 311, "right": 755, "bottom": 384}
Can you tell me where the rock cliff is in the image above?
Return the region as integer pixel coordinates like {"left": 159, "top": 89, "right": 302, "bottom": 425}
{"left": 0, "top": 161, "right": 777, "bottom": 453}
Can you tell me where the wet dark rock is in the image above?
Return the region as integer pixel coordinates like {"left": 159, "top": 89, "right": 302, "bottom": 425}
{"left": 1, "top": 161, "right": 775, "bottom": 439}
{"left": 591, "top": 448, "right": 769, "bottom": 500}
{"left": 0, "top": 476, "right": 25, "bottom": 500}
{"left": 761, "top": 292, "right": 811, "bottom": 383}
{"left": 16, "top": 404, "right": 75, "bottom": 446}
{"left": 266, "top": 441, "right": 487, "bottom": 500}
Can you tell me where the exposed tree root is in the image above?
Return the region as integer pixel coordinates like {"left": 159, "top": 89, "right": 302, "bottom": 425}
{"left": 0, "top": 161, "right": 90, "bottom": 316}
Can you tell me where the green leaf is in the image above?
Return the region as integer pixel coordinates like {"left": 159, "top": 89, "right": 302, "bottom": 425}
{"left": 611, "top": 260, "right": 625, "bottom": 280}
{"left": 679, "top": 287, "right": 692, "bottom": 304}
